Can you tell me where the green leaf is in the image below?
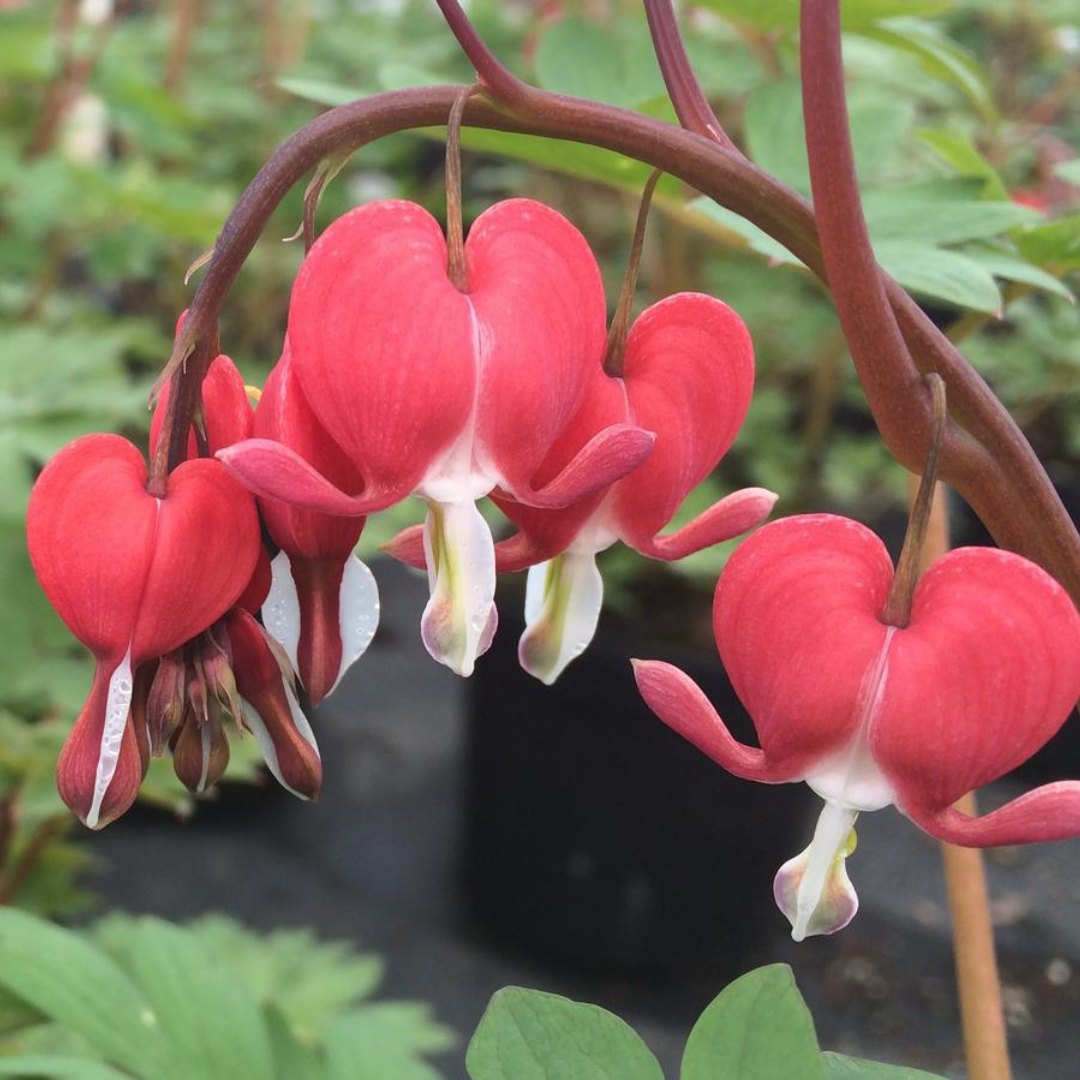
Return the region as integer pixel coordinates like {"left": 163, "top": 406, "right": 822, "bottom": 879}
{"left": 697, "top": 0, "right": 949, "bottom": 32}
{"left": 914, "top": 129, "right": 1009, "bottom": 200}
{"left": 176, "top": 917, "right": 386, "bottom": 1042}
{"left": 276, "top": 78, "right": 369, "bottom": 107}
{"left": 861, "top": 183, "right": 1040, "bottom": 244}
{"left": 466, "top": 987, "right": 665, "bottom": 1080}
{"left": 264, "top": 1006, "right": 328, "bottom": 1080}
{"left": 862, "top": 21, "right": 996, "bottom": 120}
{"left": 1017, "top": 214, "right": 1080, "bottom": 273}
{"left": 534, "top": 17, "right": 665, "bottom": 108}
{"left": 1052, "top": 160, "right": 1080, "bottom": 186}
{"left": 962, "top": 249, "right": 1073, "bottom": 301}
{"left": 0, "top": 910, "right": 176, "bottom": 1080}
{"left": 822, "top": 1051, "right": 948, "bottom": 1078}
{"left": 687, "top": 199, "right": 804, "bottom": 267}
{"left": 325, "top": 1004, "right": 454, "bottom": 1080}
{"left": 107, "top": 917, "right": 275, "bottom": 1080}
{"left": 742, "top": 80, "right": 914, "bottom": 196}
{"left": 0, "top": 1058, "right": 132, "bottom": 1080}
{"left": 874, "top": 240, "right": 1002, "bottom": 312}
{"left": 681, "top": 966, "right": 826, "bottom": 1080}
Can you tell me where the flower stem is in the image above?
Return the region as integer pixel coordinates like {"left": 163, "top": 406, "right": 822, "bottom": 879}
{"left": 156, "top": 85, "right": 1079, "bottom": 601}
{"left": 642, "top": 0, "right": 741, "bottom": 152}
{"left": 445, "top": 83, "right": 481, "bottom": 292}
{"left": 604, "top": 168, "right": 662, "bottom": 377}
{"left": 918, "top": 483, "right": 1013, "bottom": 1080}
{"left": 883, "top": 374, "right": 946, "bottom": 627}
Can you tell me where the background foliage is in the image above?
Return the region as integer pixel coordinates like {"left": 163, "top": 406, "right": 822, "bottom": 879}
{"left": 0, "top": 1, "right": 1076, "bottom": 1073}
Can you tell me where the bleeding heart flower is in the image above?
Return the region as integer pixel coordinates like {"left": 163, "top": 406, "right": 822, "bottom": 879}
{"left": 390, "top": 293, "right": 776, "bottom": 684}
{"left": 634, "top": 514, "right": 1080, "bottom": 940}
{"left": 254, "top": 347, "right": 378, "bottom": 706}
{"left": 27, "top": 433, "right": 262, "bottom": 827}
{"left": 219, "top": 198, "right": 655, "bottom": 676}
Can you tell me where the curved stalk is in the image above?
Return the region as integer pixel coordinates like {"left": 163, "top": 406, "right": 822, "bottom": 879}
{"left": 154, "top": 85, "right": 1078, "bottom": 602}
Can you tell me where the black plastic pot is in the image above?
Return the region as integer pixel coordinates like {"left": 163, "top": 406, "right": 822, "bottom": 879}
{"left": 463, "top": 604, "right": 815, "bottom": 978}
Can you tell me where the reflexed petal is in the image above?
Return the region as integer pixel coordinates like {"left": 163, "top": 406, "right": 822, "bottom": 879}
{"left": 630, "top": 487, "right": 778, "bottom": 561}
{"left": 632, "top": 660, "right": 801, "bottom": 783}
{"left": 420, "top": 499, "right": 497, "bottom": 677}
{"left": 774, "top": 802, "right": 860, "bottom": 941}
{"left": 519, "top": 550, "right": 604, "bottom": 685}
{"left": 905, "top": 782, "right": 1080, "bottom": 847}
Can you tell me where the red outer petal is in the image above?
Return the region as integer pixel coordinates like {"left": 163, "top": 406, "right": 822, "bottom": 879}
{"left": 614, "top": 293, "right": 755, "bottom": 550}
{"left": 150, "top": 354, "right": 253, "bottom": 460}
{"left": 905, "top": 782, "right": 1080, "bottom": 847}
{"left": 133, "top": 457, "right": 261, "bottom": 659}
{"left": 235, "top": 546, "right": 272, "bottom": 614}
{"left": 632, "top": 660, "right": 799, "bottom": 782}
{"left": 29, "top": 435, "right": 260, "bottom": 665}
{"left": 56, "top": 663, "right": 143, "bottom": 829}
{"left": 254, "top": 348, "right": 366, "bottom": 561}
{"left": 227, "top": 608, "right": 321, "bottom": 799}
{"left": 290, "top": 556, "right": 346, "bottom": 707}
{"left": 288, "top": 200, "right": 475, "bottom": 505}
{"left": 467, "top": 199, "right": 608, "bottom": 492}
{"left": 872, "top": 547, "right": 1080, "bottom": 812}
{"left": 715, "top": 514, "right": 894, "bottom": 777}
{"left": 28, "top": 434, "right": 156, "bottom": 663}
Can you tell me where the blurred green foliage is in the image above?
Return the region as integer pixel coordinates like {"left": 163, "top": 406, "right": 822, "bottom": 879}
{"left": 0, "top": 909, "right": 453, "bottom": 1078}
{"left": 0, "top": 0, "right": 1076, "bottom": 903}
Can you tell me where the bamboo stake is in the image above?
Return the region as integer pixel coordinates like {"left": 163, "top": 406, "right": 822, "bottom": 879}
{"left": 919, "top": 480, "right": 1012, "bottom": 1080}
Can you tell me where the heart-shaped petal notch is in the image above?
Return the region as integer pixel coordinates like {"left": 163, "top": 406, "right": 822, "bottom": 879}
{"left": 27, "top": 433, "right": 261, "bottom": 826}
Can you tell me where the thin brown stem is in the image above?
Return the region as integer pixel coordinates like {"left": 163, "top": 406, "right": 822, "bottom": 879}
{"left": 446, "top": 84, "right": 481, "bottom": 292}
{"left": 604, "top": 168, "right": 662, "bottom": 376}
{"left": 884, "top": 375, "right": 946, "bottom": 626}
{"left": 162, "top": 0, "right": 204, "bottom": 95}
{"left": 157, "top": 86, "right": 1079, "bottom": 601}
{"left": 0, "top": 817, "right": 65, "bottom": 906}
{"left": 0, "top": 793, "right": 17, "bottom": 873}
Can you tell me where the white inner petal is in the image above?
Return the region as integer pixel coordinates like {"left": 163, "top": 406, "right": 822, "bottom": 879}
{"left": 263, "top": 550, "right": 301, "bottom": 675}
{"left": 327, "top": 553, "right": 381, "bottom": 698}
{"left": 86, "top": 645, "right": 134, "bottom": 829}
{"left": 805, "top": 626, "right": 897, "bottom": 812}
{"left": 519, "top": 549, "right": 604, "bottom": 686}
{"left": 419, "top": 498, "right": 497, "bottom": 677}
{"left": 788, "top": 800, "right": 860, "bottom": 942}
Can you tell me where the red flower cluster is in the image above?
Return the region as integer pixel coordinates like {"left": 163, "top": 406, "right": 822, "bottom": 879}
{"left": 27, "top": 196, "right": 766, "bottom": 826}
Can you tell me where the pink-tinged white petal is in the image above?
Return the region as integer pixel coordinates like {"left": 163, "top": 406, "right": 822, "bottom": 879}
{"left": 631, "top": 660, "right": 801, "bottom": 783}
{"left": 420, "top": 499, "right": 497, "bottom": 677}
{"left": 774, "top": 802, "right": 860, "bottom": 941}
{"left": 264, "top": 551, "right": 303, "bottom": 675}
{"left": 519, "top": 549, "right": 604, "bottom": 685}
{"left": 86, "top": 646, "right": 135, "bottom": 829}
